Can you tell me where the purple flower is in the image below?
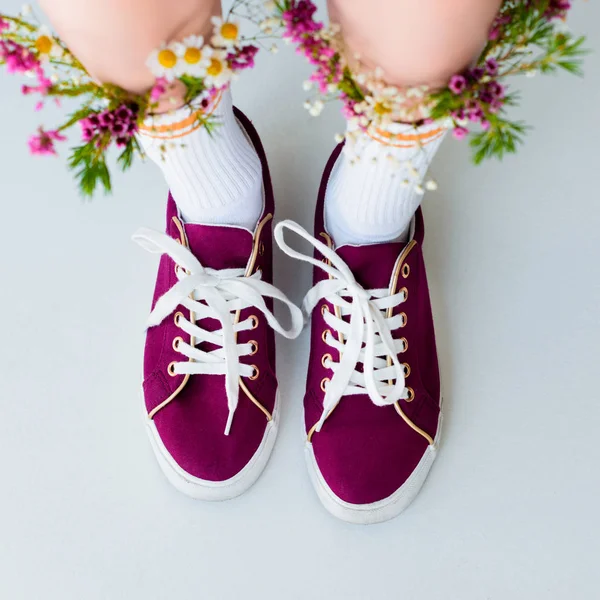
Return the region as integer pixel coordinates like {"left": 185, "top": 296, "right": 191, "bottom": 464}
{"left": 449, "top": 74, "right": 467, "bottom": 95}
{"left": 485, "top": 58, "right": 499, "bottom": 76}
{"left": 227, "top": 44, "right": 259, "bottom": 71}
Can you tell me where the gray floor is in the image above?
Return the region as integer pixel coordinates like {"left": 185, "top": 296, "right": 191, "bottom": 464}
{"left": 1, "top": 1, "right": 599, "bottom": 598}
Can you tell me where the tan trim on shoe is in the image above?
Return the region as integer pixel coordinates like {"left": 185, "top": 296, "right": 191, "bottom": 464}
{"left": 387, "top": 241, "right": 435, "bottom": 446}
{"left": 148, "top": 215, "right": 194, "bottom": 420}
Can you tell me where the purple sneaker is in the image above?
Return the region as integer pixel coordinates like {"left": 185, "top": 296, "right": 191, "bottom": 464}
{"left": 275, "top": 143, "right": 442, "bottom": 524}
{"left": 134, "top": 109, "right": 303, "bottom": 500}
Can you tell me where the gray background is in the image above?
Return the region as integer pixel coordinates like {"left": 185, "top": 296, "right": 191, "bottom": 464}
{"left": 1, "top": 1, "right": 599, "bottom": 598}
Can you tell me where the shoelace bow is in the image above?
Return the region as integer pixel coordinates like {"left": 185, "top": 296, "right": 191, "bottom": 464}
{"left": 274, "top": 220, "right": 409, "bottom": 432}
{"left": 134, "top": 227, "right": 304, "bottom": 435}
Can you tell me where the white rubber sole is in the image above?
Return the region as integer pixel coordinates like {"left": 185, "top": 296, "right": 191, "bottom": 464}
{"left": 305, "top": 407, "right": 443, "bottom": 524}
{"left": 143, "top": 390, "right": 280, "bottom": 501}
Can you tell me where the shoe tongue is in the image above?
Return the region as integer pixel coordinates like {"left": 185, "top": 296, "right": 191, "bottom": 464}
{"left": 336, "top": 242, "right": 404, "bottom": 289}
{"left": 183, "top": 223, "right": 253, "bottom": 270}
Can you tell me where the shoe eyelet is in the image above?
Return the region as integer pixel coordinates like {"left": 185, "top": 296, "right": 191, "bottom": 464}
{"left": 322, "top": 329, "right": 331, "bottom": 343}
{"left": 402, "top": 263, "right": 410, "bottom": 278}
{"left": 321, "top": 353, "right": 332, "bottom": 368}
{"left": 321, "top": 305, "right": 329, "bottom": 318}
{"left": 399, "top": 286, "right": 408, "bottom": 300}
{"left": 320, "top": 378, "right": 329, "bottom": 392}
{"left": 172, "top": 336, "right": 183, "bottom": 351}
{"left": 249, "top": 365, "right": 260, "bottom": 380}
{"left": 402, "top": 362, "right": 411, "bottom": 377}
{"left": 249, "top": 340, "right": 258, "bottom": 356}
{"left": 405, "top": 387, "right": 415, "bottom": 402}
{"left": 400, "top": 337, "right": 408, "bottom": 352}
{"left": 174, "top": 311, "right": 184, "bottom": 326}
{"left": 167, "top": 362, "right": 177, "bottom": 377}
{"left": 259, "top": 241, "right": 265, "bottom": 256}
{"left": 249, "top": 315, "right": 259, "bottom": 330}
{"left": 399, "top": 312, "right": 407, "bottom": 327}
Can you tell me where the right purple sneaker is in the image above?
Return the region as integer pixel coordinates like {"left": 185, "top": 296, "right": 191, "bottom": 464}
{"left": 275, "top": 143, "right": 442, "bottom": 524}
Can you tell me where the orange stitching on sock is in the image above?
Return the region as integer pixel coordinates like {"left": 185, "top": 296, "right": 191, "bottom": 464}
{"left": 368, "top": 126, "right": 446, "bottom": 148}
{"left": 138, "top": 89, "right": 222, "bottom": 137}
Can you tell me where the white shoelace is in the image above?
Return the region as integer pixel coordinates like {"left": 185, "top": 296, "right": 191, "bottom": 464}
{"left": 134, "top": 227, "right": 304, "bottom": 435}
{"left": 274, "top": 220, "right": 409, "bottom": 432}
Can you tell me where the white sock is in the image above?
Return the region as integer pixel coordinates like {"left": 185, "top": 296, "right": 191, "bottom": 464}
{"left": 325, "top": 121, "right": 447, "bottom": 246}
{"left": 138, "top": 88, "right": 262, "bottom": 229}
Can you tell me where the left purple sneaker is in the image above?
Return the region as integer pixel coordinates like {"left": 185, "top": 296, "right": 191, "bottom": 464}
{"left": 134, "top": 109, "right": 303, "bottom": 500}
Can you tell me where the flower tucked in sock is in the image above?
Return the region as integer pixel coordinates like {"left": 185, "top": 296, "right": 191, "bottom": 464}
{"left": 325, "top": 120, "right": 447, "bottom": 247}
{"left": 139, "top": 87, "right": 262, "bottom": 230}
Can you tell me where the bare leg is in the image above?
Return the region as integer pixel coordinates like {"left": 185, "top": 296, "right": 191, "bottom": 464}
{"left": 327, "top": 0, "right": 503, "bottom": 89}
{"left": 38, "top": 0, "right": 221, "bottom": 105}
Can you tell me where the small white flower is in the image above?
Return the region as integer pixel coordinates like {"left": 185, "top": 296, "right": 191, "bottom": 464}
{"left": 425, "top": 179, "right": 438, "bottom": 191}
{"left": 211, "top": 17, "right": 241, "bottom": 48}
{"left": 34, "top": 25, "right": 63, "bottom": 61}
{"left": 303, "top": 100, "right": 312, "bottom": 110}
{"left": 147, "top": 42, "right": 180, "bottom": 81}
{"left": 203, "top": 50, "right": 233, "bottom": 88}
{"left": 269, "top": 44, "right": 279, "bottom": 54}
{"left": 50, "top": 73, "right": 59, "bottom": 83}
{"left": 264, "top": 0, "right": 276, "bottom": 10}
{"left": 334, "top": 133, "right": 345, "bottom": 143}
{"left": 21, "top": 4, "right": 32, "bottom": 16}
{"left": 174, "top": 35, "right": 210, "bottom": 77}
{"left": 327, "top": 83, "right": 337, "bottom": 93}
{"left": 302, "top": 80, "right": 313, "bottom": 91}
{"left": 415, "top": 184, "right": 425, "bottom": 195}
{"left": 526, "top": 69, "right": 537, "bottom": 78}
{"left": 309, "top": 100, "right": 324, "bottom": 116}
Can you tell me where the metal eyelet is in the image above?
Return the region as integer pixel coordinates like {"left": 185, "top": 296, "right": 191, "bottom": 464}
{"left": 322, "top": 329, "right": 331, "bottom": 343}
{"left": 400, "top": 286, "right": 408, "bottom": 300}
{"left": 399, "top": 312, "right": 407, "bottom": 327}
{"left": 249, "top": 315, "right": 259, "bottom": 329}
{"left": 402, "top": 362, "right": 411, "bottom": 377}
{"left": 259, "top": 241, "right": 265, "bottom": 256}
{"left": 400, "top": 337, "right": 408, "bottom": 352}
{"left": 172, "top": 336, "right": 183, "bottom": 351}
{"left": 320, "top": 378, "right": 329, "bottom": 392}
{"left": 167, "top": 362, "right": 177, "bottom": 377}
{"left": 406, "top": 387, "right": 415, "bottom": 402}
{"left": 321, "top": 305, "right": 329, "bottom": 318}
{"left": 174, "top": 311, "right": 184, "bottom": 326}
{"left": 249, "top": 340, "right": 258, "bottom": 356}
{"left": 402, "top": 263, "right": 410, "bottom": 278}
{"left": 249, "top": 365, "right": 260, "bottom": 380}
{"left": 321, "top": 353, "right": 332, "bottom": 368}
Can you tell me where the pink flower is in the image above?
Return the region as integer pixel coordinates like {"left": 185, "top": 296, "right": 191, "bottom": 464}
{"left": 449, "top": 74, "right": 467, "bottom": 95}
{"left": 28, "top": 128, "right": 66, "bottom": 156}
{"left": 227, "top": 44, "right": 259, "bottom": 71}
{"left": 452, "top": 126, "right": 469, "bottom": 140}
{"left": 0, "top": 40, "right": 39, "bottom": 74}
{"left": 149, "top": 77, "right": 168, "bottom": 102}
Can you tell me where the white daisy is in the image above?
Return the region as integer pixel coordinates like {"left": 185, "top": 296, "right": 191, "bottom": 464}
{"left": 174, "top": 35, "right": 210, "bottom": 77}
{"left": 203, "top": 50, "right": 233, "bottom": 88}
{"left": 147, "top": 42, "right": 180, "bottom": 81}
{"left": 211, "top": 17, "right": 242, "bottom": 48}
{"left": 34, "top": 26, "right": 63, "bottom": 61}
